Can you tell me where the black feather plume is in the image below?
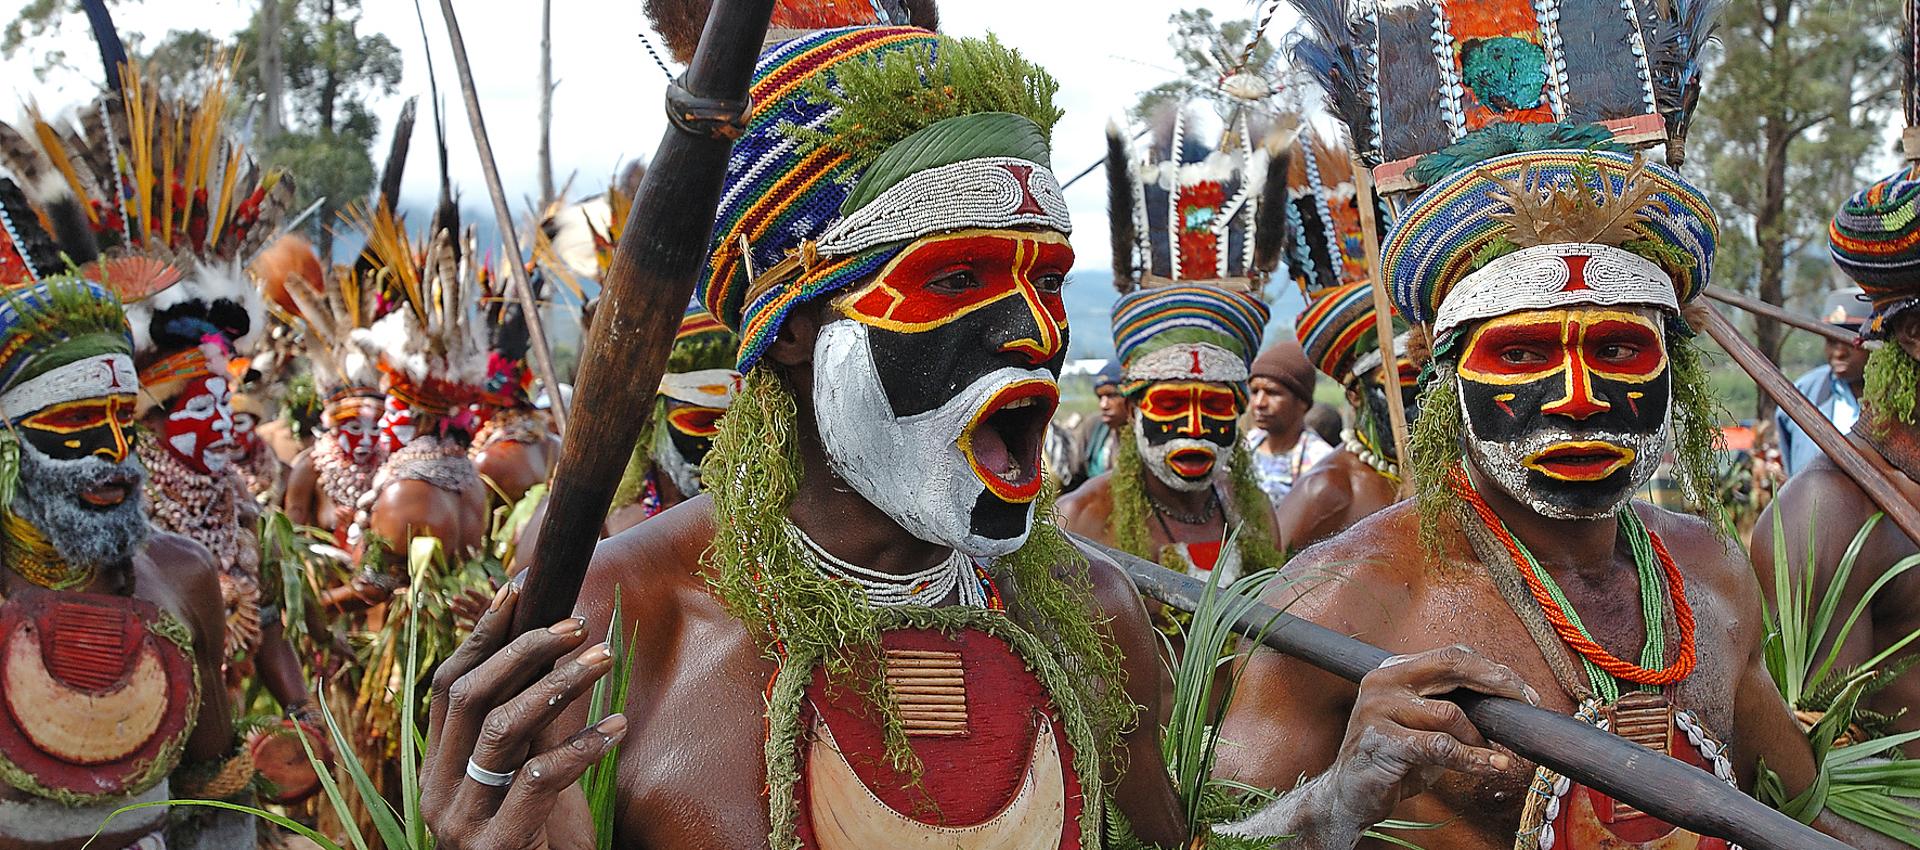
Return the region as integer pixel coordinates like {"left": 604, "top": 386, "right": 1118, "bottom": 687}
{"left": 375, "top": 98, "right": 417, "bottom": 215}
{"left": 0, "top": 178, "right": 61, "bottom": 279}
{"left": 1105, "top": 123, "right": 1136, "bottom": 291}
{"left": 1252, "top": 135, "right": 1293, "bottom": 277}
{"left": 1285, "top": 0, "right": 1378, "bottom": 160}
{"left": 81, "top": 0, "right": 128, "bottom": 92}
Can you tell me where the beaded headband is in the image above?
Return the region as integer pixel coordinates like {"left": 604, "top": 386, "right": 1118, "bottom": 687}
{"left": 1111, "top": 283, "right": 1270, "bottom": 388}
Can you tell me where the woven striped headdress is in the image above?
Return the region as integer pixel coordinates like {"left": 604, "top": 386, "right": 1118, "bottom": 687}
{"left": 0, "top": 276, "right": 134, "bottom": 426}
{"left": 698, "top": 26, "right": 1068, "bottom": 370}
{"left": 1831, "top": 164, "right": 1920, "bottom": 340}
{"left": 1381, "top": 149, "right": 1716, "bottom": 348}
{"left": 1294, "top": 281, "right": 1405, "bottom": 384}
{"left": 1111, "top": 283, "right": 1270, "bottom": 391}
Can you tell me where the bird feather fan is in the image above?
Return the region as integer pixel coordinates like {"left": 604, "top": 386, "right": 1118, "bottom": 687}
{"left": 1252, "top": 130, "right": 1295, "bottom": 278}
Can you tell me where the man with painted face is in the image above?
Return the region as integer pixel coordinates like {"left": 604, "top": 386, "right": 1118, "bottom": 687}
{"left": 229, "top": 390, "right": 283, "bottom": 504}
{"left": 418, "top": 9, "right": 1226, "bottom": 848}
{"left": 1057, "top": 104, "right": 1288, "bottom": 582}
{"left": 1214, "top": 149, "right": 1903, "bottom": 849}
{"left": 0, "top": 275, "right": 234, "bottom": 850}
{"left": 1754, "top": 163, "right": 1920, "bottom": 758}
{"left": 329, "top": 212, "right": 490, "bottom": 610}
{"left": 1059, "top": 283, "right": 1284, "bottom": 582}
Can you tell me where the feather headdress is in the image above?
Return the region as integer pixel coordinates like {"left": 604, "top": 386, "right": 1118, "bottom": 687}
{"left": 345, "top": 206, "right": 491, "bottom": 417}
{"left": 1107, "top": 101, "right": 1295, "bottom": 297}
{"left": 1283, "top": 0, "right": 1721, "bottom": 191}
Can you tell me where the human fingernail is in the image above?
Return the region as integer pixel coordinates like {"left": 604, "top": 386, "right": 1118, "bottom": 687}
{"left": 596, "top": 713, "right": 627, "bottom": 740}
{"left": 1490, "top": 753, "right": 1513, "bottom": 770}
{"left": 549, "top": 616, "right": 586, "bottom": 635}
{"left": 488, "top": 583, "right": 516, "bottom": 612}
{"left": 578, "top": 642, "right": 611, "bottom": 666}
{"left": 1523, "top": 685, "right": 1541, "bottom": 706}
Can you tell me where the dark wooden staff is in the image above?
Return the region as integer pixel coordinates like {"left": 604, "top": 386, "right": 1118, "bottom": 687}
{"left": 1699, "top": 304, "right": 1920, "bottom": 543}
{"left": 1705, "top": 285, "right": 1877, "bottom": 349}
{"left": 510, "top": 0, "right": 774, "bottom": 632}
{"left": 1074, "top": 533, "right": 1851, "bottom": 850}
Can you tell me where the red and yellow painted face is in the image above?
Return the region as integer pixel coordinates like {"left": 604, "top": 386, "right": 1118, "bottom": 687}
{"left": 1454, "top": 307, "right": 1671, "bottom": 518}
{"left": 19, "top": 394, "right": 137, "bottom": 463}
{"left": 1133, "top": 381, "right": 1242, "bottom": 486}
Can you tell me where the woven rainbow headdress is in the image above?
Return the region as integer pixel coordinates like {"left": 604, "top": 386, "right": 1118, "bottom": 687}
{"left": 1105, "top": 102, "right": 1292, "bottom": 293}
{"left": 1110, "top": 284, "right": 1270, "bottom": 395}
{"left": 1831, "top": 163, "right": 1920, "bottom": 340}
{"left": 1295, "top": 281, "right": 1405, "bottom": 385}
{"left": 1381, "top": 149, "right": 1716, "bottom": 351}
{"left": 696, "top": 22, "right": 1069, "bottom": 370}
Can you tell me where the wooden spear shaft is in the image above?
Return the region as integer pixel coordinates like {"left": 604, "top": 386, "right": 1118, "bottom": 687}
{"left": 510, "top": 0, "right": 774, "bottom": 632}
{"left": 438, "top": 0, "right": 569, "bottom": 435}
{"left": 1699, "top": 304, "right": 1920, "bottom": 543}
{"left": 1352, "top": 158, "right": 1413, "bottom": 496}
{"left": 1704, "top": 285, "right": 1877, "bottom": 349}
{"left": 1076, "top": 533, "right": 1851, "bottom": 850}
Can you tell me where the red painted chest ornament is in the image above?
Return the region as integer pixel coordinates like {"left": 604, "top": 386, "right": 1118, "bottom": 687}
{"left": 0, "top": 589, "right": 198, "bottom": 801}
{"left": 794, "top": 627, "right": 1084, "bottom": 850}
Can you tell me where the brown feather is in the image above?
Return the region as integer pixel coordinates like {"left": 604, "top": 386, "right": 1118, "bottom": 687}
{"left": 1106, "top": 122, "right": 1136, "bottom": 291}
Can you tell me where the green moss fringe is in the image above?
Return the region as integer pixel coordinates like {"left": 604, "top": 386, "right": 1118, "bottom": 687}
{"left": 704, "top": 368, "right": 1135, "bottom": 801}
{"left": 763, "top": 606, "right": 1106, "bottom": 850}
{"left": 1865, "top": 342, "right": 1919, "bottom": 431}
{"left": 1409, "top": 364, "right": 1464, "bottom": 556}
{"left": 788, "top": 34, "right": 1062, "bottom": 170}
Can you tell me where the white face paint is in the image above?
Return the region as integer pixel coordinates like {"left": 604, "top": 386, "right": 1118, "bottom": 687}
{"left": 811, "top": 319, "right": 1050, "bottom": 558}
{"left": 165, "top": 375, "right": 236, "bottom": 474}
{"left": 652, "top": 423, "right": 702, "bottom": 498}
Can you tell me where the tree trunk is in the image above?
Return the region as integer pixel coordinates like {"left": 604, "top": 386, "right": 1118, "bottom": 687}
{"left": 256, "top": 0, "right": 285, "bottom": 141}
{"left": 537, "top": 0, "right": 554, "bottom": 206}
{"left": 1752, "top": 122, "right": 1793, "bottom": 424}
{"left": 317, "top": 0, "right": 339, "bottom": 260}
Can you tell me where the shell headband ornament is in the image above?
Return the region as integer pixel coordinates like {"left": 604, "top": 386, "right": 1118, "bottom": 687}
{"left": 1382, "top": 149, "right": 1717, "bottom": 350}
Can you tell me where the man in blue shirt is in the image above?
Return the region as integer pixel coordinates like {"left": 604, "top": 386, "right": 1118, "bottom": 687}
{"left": 1778, "top": 287, "right": 1872, "bottom": 475}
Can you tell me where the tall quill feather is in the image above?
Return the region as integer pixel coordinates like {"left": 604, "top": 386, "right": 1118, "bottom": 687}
{"left": 1106, "top": 121, "right": 1137, "bottom": 291}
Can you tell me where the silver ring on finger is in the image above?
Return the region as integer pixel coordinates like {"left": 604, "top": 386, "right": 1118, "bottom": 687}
{"left": 466, "top": 758, "right": 517, "bottom": 788}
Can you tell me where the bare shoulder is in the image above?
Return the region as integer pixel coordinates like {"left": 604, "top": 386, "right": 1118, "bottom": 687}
{"left": 1056, "top": 473, "right": 1113, "bottom": 536}
{"left": 1274, "top": 500, "right": 1430, "bottom": 637}
{"left": 1069, "top": 532, "right": 1155, "bottom": 627}
{"left": 574, "top": 495, "right": 727, "bottom": 655}
{"left": 135, "top": 530, "right": 224, "bottom": 640}
{"left": 288, "top": 448, "right": 316, "bottom": 479}
{"left": 1635, "top": 501, "right": 1761, "bottom": 621}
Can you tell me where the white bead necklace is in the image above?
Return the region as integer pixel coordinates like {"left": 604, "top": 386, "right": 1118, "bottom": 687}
{"left": 788, "top": 524, "right": 986, "bottom": 609}
{"left": 1341, "top": 428, "right": 1400, "bottom": 479}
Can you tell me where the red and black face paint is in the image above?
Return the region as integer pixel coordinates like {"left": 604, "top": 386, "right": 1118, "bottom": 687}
{"left": 812, "top": 229, "right": 1072, "bottom": 556}
{"left": 1359, "top": 357, "right": 1423, "bottom": 462}
{"left": 1455, "top": 308, "right": 1671, "bottom": 519}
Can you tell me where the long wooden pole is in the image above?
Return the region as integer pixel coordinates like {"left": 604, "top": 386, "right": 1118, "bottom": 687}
{"left": 511, "top": 0, "right": 774, "bottom": 632}
{"left": 1705, "top": 285, "right": 1877, "bottom": 349}
{"left": 1077, "top": 533, "right": 1851, "bottom": 850}
{"left": 438, "top": 0, "right": 569, "bottom": 435}
{"left": 1352, "top": 158, "right": 1412, "bottom": 495}
{"left": 1699, "top": 304, "right": 1920, "bottom": 543}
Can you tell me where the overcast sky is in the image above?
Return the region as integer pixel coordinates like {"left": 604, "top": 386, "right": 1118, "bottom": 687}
{"left": 1, "top": 0, "right": 1309, "bottom": 343}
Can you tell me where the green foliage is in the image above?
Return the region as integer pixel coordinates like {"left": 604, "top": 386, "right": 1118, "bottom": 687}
{"left": 1865, "top": 342, "right": 1919, "bottom": 429}
{"left": 788, "top": 34, "right": 1062, "bottom": 170}
{"left": 1131, "top": 9, "right": 1281, "bottom": 120}
{"left": 1409, "top": 362, "right": 1464, "bottom": 554}
{"left": 581, "top": 589, "right": 635, "bottom": 850}
{"left": 1668, "top": 333, "right": 1730, "bottom": 524}
{"left": 1756, "top": 510, "right": 1920, "bottom": 844}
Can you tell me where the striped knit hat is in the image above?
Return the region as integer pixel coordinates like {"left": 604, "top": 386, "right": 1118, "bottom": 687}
{"left": 1831, "top": 162, "right": 1920, "bottom": 340}
{"left": 698, "top": 28, "right": 1069, "bottom": 370}
{"left": 1381, "top": 149, "right": 1716, "bottom": 345}
{"left": 1295, "top": 281, "right": 1404, "bottom": 383}
{"left": 1111, "top": 284, "right": 1269, "bottom": 392}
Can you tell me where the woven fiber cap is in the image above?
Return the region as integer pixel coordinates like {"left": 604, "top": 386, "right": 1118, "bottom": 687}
{"left": 1831, "top": 162, "right": 1920, "bottom": 339}
{"left": 1111, "top": 284, "right": 1269, "bottom": 388}
{"left": 1381, "top": 149, "right": 1716, "bottom": 339}
{"left": 1295, "top": 281, "right": 1401, "bottom": 383}
{"left": 698, "top": 27, "right": 1068, "bottom": 370}
{"left": 0, "top": 276, "right": 135, "bottom": 423}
